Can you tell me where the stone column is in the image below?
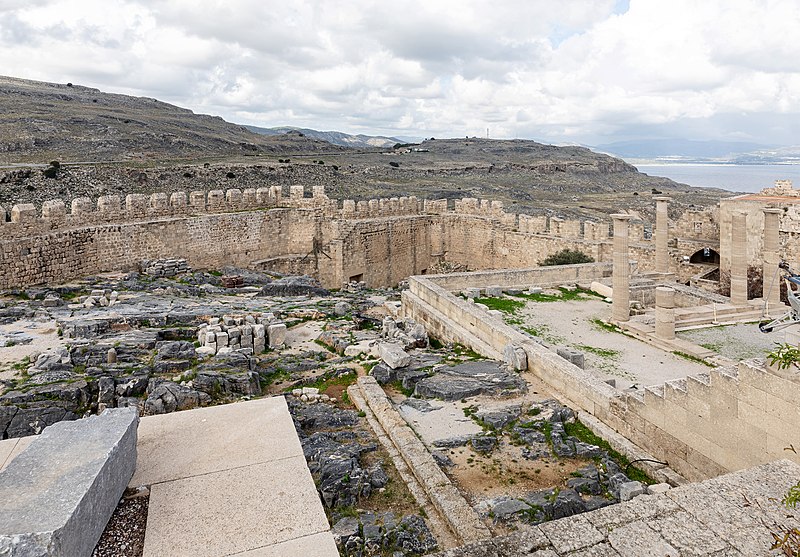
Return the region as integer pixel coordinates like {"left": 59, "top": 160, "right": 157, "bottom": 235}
{"left": 655, "top": 286, "right": 676, "bottom": 340}
{"left": 730, "top": 211, "right": 748, "bottom": 305}
{"left": 654, "top": 197, "right": 671, "bottom": 273}
{"left": 612, "top": 214, "right": 632, "bottom": 322}
{"left": 763, "top": 208, "right": 783, "bottom": 312}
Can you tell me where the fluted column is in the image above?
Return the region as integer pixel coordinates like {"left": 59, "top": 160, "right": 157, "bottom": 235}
{"left": 730, "top": 211, "right": 748, "bottom": 305}
{"left": 655, "top": 286, "right": 676, "bottom": 340}
{"left": 612, "top": 214, "right": 632, "bottom": 322}
{"left": 763, "top": 208, "right": 783, "bottom": 312}
{"left": 654, "top": 197, "right": 671, "bottom": 273}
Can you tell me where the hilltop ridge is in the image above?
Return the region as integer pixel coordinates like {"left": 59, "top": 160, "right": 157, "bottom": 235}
{"left": 0, "top": 76, "right": 731, "bottom": 221}
{"left": 0, "top": 76, "right": 349, "bottom": 163}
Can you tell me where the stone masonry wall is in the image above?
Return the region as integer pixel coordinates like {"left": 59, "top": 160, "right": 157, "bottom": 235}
{"left": 0, "top": 187, "right": 694, "bottom": 290}
{"left": 402, "top": 269, "right": 800, "bottom": 481}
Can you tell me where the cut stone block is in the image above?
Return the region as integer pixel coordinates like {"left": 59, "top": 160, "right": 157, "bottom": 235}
{"left": 462, "top": 288, "right": 481, "bottom": 299}
{"left": 618, "top": 480, "right": 646, "bottom": 501}
{"left": 379, "top": 342, "right": 411, "bottom": 369}
{"left": 484, "top": 285, "right": 502, "bottom": 297}
{"left": 647, "top": 482, "right": 672, "bottom": 495}
{"left": 556, "top": 347, "right": 585, "bottom": 369}
{"left": 503, "top": 343, "right": 528, "bottom": 371}
{"left": 0, "top": 407, "right": 138, "bottom": 557}
{"left": 267, "top": 323, "right": 287, "bottom": 348}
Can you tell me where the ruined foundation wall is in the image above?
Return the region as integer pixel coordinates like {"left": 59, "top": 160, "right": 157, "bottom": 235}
{"left": 402, "top": 270, "right": 800, "bottom": 482}
{"left": 337, "top": 216, "right": 435, "bottom": 287}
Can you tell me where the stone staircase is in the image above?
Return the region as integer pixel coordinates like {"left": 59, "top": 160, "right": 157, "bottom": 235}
{"left": 674, "top": 302, "right": 767, "bottom": 330}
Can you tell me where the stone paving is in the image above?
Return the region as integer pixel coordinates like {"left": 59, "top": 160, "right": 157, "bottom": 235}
{"left": 432, "top": 459, "right": 800, "bottom": 556}
{"left": 0, "top": 436, "right": 32, "bottom": 473}
{"left": 131, "top": 396, "right": 338, "bottom": 557}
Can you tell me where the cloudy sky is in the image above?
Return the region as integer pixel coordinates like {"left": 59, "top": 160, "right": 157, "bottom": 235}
{"left": 2, "top": 0, "right": 800, "bottom": 146}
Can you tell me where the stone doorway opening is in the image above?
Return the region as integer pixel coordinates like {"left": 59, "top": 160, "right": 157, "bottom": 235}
{"left": 689, "top": 247, "right": 720, "bottom": 265}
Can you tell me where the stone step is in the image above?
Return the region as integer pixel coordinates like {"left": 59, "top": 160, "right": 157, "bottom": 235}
{"left": 644, "top": 384, "right": 665, "bottom": 399}
{"left": 665, "top": 378, "right": 687, "bottom": 393}
{"left": 676, "top": 310, "right": 764, "bottom": 329}
{"left": 687, "top": 373, "right": 711, "bottom": 388}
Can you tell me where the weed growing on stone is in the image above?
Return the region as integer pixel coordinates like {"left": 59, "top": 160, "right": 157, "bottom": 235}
{"left": 768, "top": 343, "right": 800, "bottom": 370}
{"left": 388, "top": 380, "right": 414, "bottom": 397}
{"left": 574, "top": 345, "right": 620, "bottom": 359}
{"left": 563, "top": 419, "right": 654, "bottom": 485}
{"left": 589, "top": 318, "right": 621, "bottom": 334}
{"left": 671, "top": 351, "right": 714, "bottom": 367}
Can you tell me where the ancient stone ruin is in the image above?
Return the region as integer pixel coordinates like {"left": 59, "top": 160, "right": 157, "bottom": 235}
{"left": 0, "top": 181, "right": 799, "bottom": 556}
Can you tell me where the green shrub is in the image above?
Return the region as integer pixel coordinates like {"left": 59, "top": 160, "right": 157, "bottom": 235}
{"left": 540, "top": 249, "right": 594, "bottom": 266}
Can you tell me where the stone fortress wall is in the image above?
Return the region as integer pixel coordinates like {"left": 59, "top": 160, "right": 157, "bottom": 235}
{"left": 0, "top": 185, "right": 722, "bottom": 291}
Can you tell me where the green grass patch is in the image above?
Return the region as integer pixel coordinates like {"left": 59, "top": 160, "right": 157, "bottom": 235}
{"left": 574, "top": 345, "right": 620, "bottom": 358}
{"left": 563, "top": 419, "right": 655, "bottom": 485}
{"left": 388, "top": 380, "right": 414, "bottom": 397}
{"left": 699, "top": 342, "right": 723, "bottom": 352}
{"left": 452, "top": 343, "right": 483, "bottom": 360}
{"left": 590, "top": 318, "right": 621, "bottom": 333}
{"left": 313, "top": 339, "right": 338, "bottom": 353}
{"left": 11, "top": 356, "right": 31, "bottom": 373}
{"left": 672, "top": 351, "right": 714, "bottom": 367}
{"left": 512, "top": 287, "right": 603, "bottom": 303}
{"left": 305, "top": 371, "right": 358, "bottom": 394}
{"left": 521, "top": 326, "right": 545, "bottom": 337}
{"left": 474, "top": 297, "right": 525, "bottom": 313}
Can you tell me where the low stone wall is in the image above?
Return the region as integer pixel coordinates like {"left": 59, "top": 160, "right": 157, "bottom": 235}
{"left": 420, "top": 262, "right": 614, "bottom": 291}
{"left": 349, "top": 377, "right": 491, "bottom": 546}
{"left": 401, "top": 266, "right": 800, "bottom": 481}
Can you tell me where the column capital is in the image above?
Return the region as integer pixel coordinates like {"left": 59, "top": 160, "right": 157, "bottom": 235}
{"left": 610, "top": 213, "right": 632, "bottom": 221}
{"left": 763, "top": 207, "right": 783, "bottom": 215}
{"left": 654, "top": 196, "right": 672, "bottom": 203}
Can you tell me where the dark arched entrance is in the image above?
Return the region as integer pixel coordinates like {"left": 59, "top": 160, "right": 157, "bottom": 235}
{"left": 689, "top": 247, "right": 720, "bottom": 265}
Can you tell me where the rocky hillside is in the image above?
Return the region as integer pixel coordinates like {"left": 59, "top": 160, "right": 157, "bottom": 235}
{"left": 245, "top": 126, "right": 400, "bottom": 149}
{"left": 0, "top": 76, "right": 349, "bottom": 164}
{"left": 0, "top": 76, "right": 734, "bottom": 220}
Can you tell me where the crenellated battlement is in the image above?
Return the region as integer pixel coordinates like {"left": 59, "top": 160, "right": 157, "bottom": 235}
{"left": 0, "top": 181, "right": 657, "bottom": 249}
{"left": 0, "top": 185, "right": 339, "bottom": 238}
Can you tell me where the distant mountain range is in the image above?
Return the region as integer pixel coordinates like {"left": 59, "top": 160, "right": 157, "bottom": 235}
{"left": 245, "top": 125, "right": 400, "bottom": 149}
{"left": 596, "top": 138, "right": 800, "bottom": 164}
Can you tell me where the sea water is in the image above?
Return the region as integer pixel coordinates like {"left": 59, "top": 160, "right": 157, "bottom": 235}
{"left": 635, "top": 164, "right": 800, "bottom": 194}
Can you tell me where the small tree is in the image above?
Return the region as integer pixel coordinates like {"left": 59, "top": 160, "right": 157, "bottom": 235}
{"left": 540, "top": 249, "right": 594, "bottom": 266}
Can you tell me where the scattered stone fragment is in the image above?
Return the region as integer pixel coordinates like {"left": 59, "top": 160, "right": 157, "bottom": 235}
{"left": 379, "top": 342, "right": 411, "bottom": 369}
{"left": 414, "top": 360, "right": 526, "bottom": 400}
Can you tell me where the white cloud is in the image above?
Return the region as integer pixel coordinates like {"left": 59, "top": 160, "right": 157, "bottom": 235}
{"left": 0, "top": 0, "right": 798, "bottom": 143}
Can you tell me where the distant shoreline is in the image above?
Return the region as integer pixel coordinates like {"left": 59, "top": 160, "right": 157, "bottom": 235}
{"left": 634, "top": 163, "right": 800, "bottom": 193}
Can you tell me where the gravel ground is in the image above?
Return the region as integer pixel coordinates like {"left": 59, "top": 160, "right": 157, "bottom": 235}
{"left": 678, "top": 322, "right": 779, "bottom": 361}
{"left": 92, "top": 489, "right": 149, "bottom": 557}
{"left": 515, "top": 297, "right": 711, "bottom": 389}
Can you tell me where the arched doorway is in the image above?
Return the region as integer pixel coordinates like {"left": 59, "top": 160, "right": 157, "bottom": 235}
{"left": 689, "top": 247, "right": 720, "bottom": 265}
